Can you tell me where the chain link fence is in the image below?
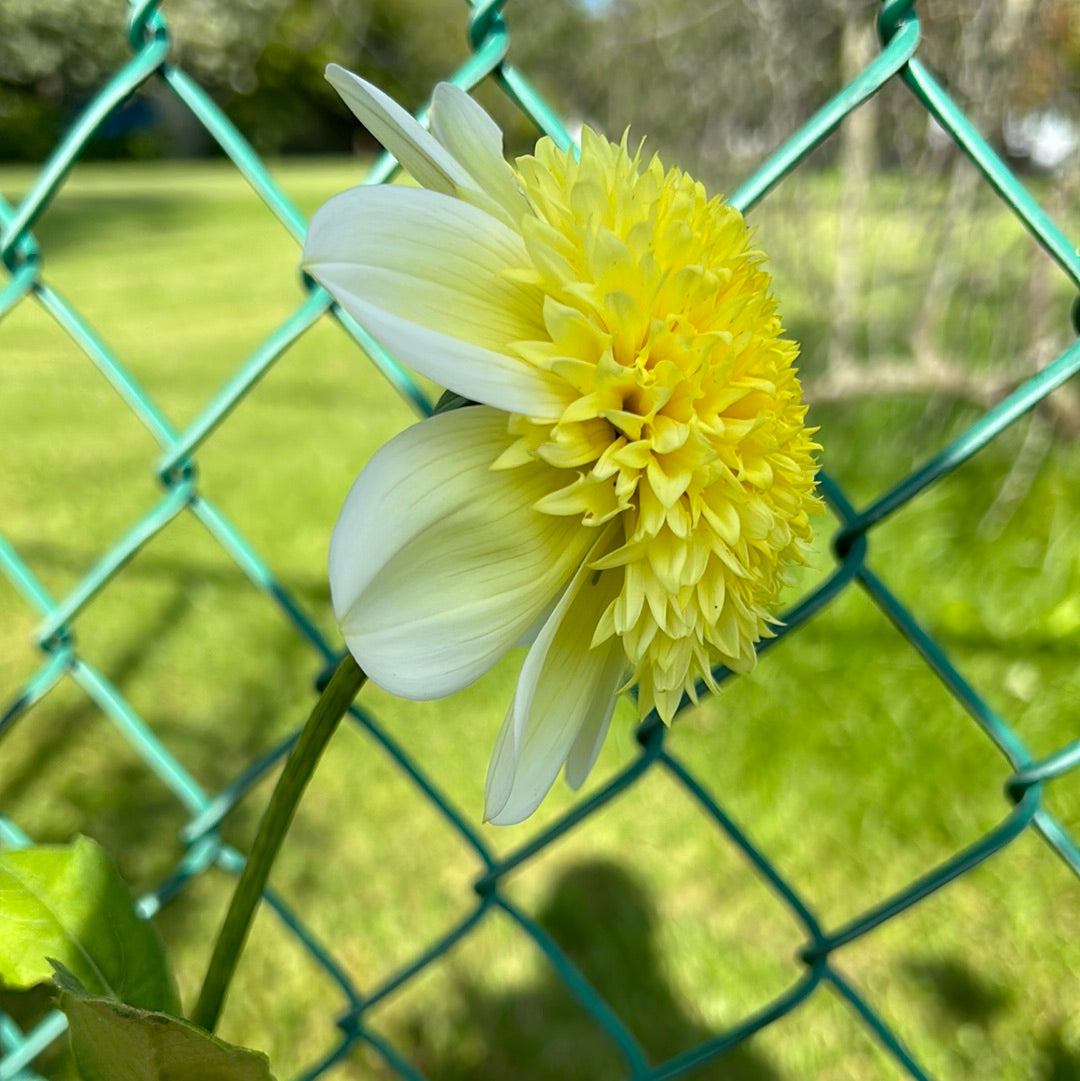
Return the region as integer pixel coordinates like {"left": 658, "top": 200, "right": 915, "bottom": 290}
{"left": 2, "top": 0, "right": 1079, "bottom": 1078}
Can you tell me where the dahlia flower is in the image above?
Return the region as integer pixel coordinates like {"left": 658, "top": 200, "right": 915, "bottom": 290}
{"left": 303, "top": 66, "right": 821, "bottom": 825}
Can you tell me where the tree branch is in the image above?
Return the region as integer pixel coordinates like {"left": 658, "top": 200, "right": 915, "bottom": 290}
{"left": 805, "top": 356, "right": 1080, "bottom": 438}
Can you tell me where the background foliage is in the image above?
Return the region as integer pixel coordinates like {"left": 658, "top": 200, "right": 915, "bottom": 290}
{"left": 2, "top": 0, "right": 1078, "bottom": 167}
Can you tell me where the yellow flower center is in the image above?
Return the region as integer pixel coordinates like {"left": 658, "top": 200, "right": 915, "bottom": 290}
{"left": 497, "top": 128, "right": 820, "bottom": 723}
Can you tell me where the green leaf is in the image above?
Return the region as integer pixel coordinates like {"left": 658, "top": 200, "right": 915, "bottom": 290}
{"left": 0, "top": 836, "right": 178, "bottom": 1013}
{"left": 58, "top": 980, "right": 276, "bottom": 1081}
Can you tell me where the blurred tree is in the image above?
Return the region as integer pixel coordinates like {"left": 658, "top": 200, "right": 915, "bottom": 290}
{"left": 511, "top": 0, "right": 854, "bottom": 189}
{"left": 1, "top": 0, "right": 1076, "bottom": 167}
{"left": 511, "top": 0, "right": 1080, "bottom": 185}
{"left": 224, "top": 0, "right": 470, "bottom": 155}
{"left": 0, "top": 0, "right": 129, "bottom": 159}
{"left": 0, "top": 0, "right": 467, "bottom": 159}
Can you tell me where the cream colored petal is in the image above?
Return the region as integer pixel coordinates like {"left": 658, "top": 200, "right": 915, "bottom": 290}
{"left": 484, "top": 558, "right": 626, "bottom": 826}
{"left": 342, "top": 294, "right": 574, "bottom": 418}
{"left": 429, "top": 83, "right": 527, "bottom": 226}
{"left": 563, "top": 688, "right": 618, "bottom": 791}
{"left": 326, "top": 64, "right": 472, "bottom": 196}
{"left": 330, "top": 406, "right": 592, "bottom": 699}
{"left": 482, "top": 700, "right": 519, "bottom": 826}
{"left": 304, "top": 185, "right": 544, "bottom": 351}
{"left": 304, "top": 185, "right": 570, "bottom": 417}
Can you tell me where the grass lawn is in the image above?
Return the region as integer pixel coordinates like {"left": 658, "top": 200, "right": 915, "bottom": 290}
{"left": 1, "top": 158, "right": 1079, "bottom": 1081}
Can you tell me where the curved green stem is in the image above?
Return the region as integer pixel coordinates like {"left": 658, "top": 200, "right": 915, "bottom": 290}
{"left": 192, "top": 654, "right": 366, "bottom": 1033}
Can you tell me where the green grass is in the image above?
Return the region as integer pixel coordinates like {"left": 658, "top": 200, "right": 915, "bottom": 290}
{"left": 2, "top": 159, "right": 1080, "bottom": 1081}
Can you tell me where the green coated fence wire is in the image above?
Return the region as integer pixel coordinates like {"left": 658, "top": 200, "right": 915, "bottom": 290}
{"left": 2, "top": 0, "right": 1079, "bottom": 1078}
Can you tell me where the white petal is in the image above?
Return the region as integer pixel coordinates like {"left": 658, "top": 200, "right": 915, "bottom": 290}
{"left": 304, "top": 186, "right": 572, "bottom": 418}
{"left": 483, "top": 702, "right": 525, "bottom": 826}
{"left": 330, "top": 406, "right": 593, "bottom": 699}
{"left": 304, "top": 185, "right": 543, "bottom": 353}
{"left": 514, "top": 593, "right": 559, "bottom": 649}
{"left": 484, "top": 555, "right": 626, "bottom": 826}
{"left": 564, "top": 692, "right": 617, "bottom": 791}
{"left": 341, "top": 293, "right": 574, "bottom": 419}
{"left": 326, "top": 64, "right": 473, "bottom": 196}
{"left": 430, "top": 83, "right": 527, "bottom": 226}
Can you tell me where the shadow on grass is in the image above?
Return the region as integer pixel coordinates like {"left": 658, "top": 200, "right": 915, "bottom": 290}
{"left": 26, "top": 194, "right": 207, "bottom": 256}
{"left": 902, "top": 956, "right": 1013, "bottom": 1025}
{"left": 903, "top": 955, "right": 1080, "bottom": 1080}
{"left": 3, "top": 538, "right": 330, "bottom": 608}
{"left": 402, "top": 859, "right": 782, "bottom": 1081}
{"left": 0, "top": 586, "right": 195, "bottom": 817}
{"left": 0, "top": 555, "right": 323, "bottom": 892}
{"left": 1038, "top": 1026, "right": 1080, "bottom": 1081}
